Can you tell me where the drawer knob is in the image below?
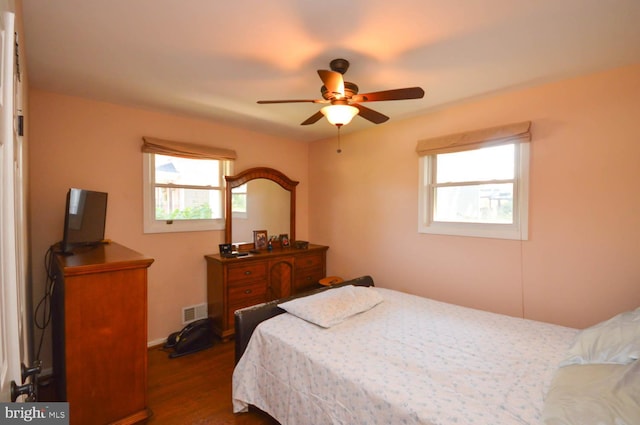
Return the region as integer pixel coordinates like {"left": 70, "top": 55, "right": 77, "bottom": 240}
{"left": 244, "top": 271, "right": 252, "bottom": 275}
{"left": 244, "top": 289, "right": 252, "bottom": 294}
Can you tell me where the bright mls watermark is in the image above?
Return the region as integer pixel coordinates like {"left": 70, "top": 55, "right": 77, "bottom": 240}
{"left": 1, "top": 403, "right": 68, "bottom": 424}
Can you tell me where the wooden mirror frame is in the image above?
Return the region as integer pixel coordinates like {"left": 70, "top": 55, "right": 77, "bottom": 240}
{"left": 225, "top": 167, "right": 299, "bottom": 246}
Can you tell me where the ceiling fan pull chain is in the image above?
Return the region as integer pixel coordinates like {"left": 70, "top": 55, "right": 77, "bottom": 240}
{"left": 336, "top": 124, "right": 343, "bottom": 154}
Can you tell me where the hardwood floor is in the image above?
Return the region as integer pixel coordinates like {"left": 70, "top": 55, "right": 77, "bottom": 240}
{"left": 147, "top": 340, "right": 279, "bottom": 424}
{"left": 39, "top": 339, "right": 279, "bottom": 424}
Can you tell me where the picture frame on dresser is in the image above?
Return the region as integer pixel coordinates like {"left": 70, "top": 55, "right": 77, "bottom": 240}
{"left": 279, "top": 233, "right": 290, "bottom": 247}
{"left": 253, "top": 230, "right": 267, "bottom": 249}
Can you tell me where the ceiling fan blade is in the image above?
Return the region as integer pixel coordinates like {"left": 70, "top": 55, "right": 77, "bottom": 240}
{"left": 353, "top": 104, "right": 389, "bottom": 124}
{"left": 257, "top": 99, "right": 319, "bottom": 104}
{"left": 352, "top": 87, "right": 425, "bottom": 103}
{"left": 317, "top": 70, "right": 344, "bottom": 97}
{"left": 300, "top": 111, "right": 325, "bottom": 126}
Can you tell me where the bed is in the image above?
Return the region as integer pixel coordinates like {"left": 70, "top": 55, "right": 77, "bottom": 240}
{"left": 232, "top": 276, "right": 640, "bottom": 425}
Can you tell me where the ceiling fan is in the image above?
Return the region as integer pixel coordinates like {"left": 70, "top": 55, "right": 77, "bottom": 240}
{"left": 257, "top": 58, "right": 425, "bottom": 127}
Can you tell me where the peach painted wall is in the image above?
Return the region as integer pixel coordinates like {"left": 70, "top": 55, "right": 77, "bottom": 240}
{"left": 28, "top": 91, "right": 309, "bottom": 368}
{"left": 28, "top": 64, "right": 640, "bottom": 371}
{"left": 309, "top": 63, "right": 640, "bottom": 329}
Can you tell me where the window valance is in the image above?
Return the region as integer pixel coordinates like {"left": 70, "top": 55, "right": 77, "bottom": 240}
{"left": 142, "top": 136, "right": 237, "bottom": 160}
{"left": 416, "top": 121, "right": 531, "bottom": 156}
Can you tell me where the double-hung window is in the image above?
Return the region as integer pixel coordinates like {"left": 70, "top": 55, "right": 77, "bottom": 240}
{"left": 142, "top": 137, "right": 236, "bottom": 233}
{"left": 231, "top": 183, "right": 248, "bottom": 219}
{"left": 417, "top": 122, "right": 531, "bottom": 240}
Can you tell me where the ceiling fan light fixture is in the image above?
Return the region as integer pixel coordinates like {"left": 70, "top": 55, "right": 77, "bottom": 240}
{"left": 258, "top": 58, "right": 424, "bottom": 127}
{"left": 320, "top": 104, "right": 359, "bottom": 126}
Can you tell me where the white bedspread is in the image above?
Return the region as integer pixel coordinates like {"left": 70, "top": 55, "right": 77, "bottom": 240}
{"left": 233, "top": 288, "right": 577, "bottom": 425}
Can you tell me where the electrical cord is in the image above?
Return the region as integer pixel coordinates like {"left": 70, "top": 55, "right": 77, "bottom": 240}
{"left": 34, "top": 244, "right": 57, "bottom": 360}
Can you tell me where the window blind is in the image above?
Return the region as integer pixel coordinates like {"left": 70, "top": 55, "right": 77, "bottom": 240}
{"left": 142, "top": 136, "right": 237, "bottom": 160}
{"left": 416, "top": 121, "right": 531, "bottom": 156}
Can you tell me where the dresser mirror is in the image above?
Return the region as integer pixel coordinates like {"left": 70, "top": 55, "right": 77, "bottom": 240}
{"left": 225, "top": 167, "right": 298, "bottom": 247}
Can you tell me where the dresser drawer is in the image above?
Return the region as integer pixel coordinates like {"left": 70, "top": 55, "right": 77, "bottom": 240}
{"left": 227, "top": 262, "right": 267, "bottom": 283}
{"left": 295, "top": 253, "right": 323, "bottom": 270}
{"left": 228, "top": 281, "right": 267, "bottom": 303}
{"left": 294, "top": 267, "right": 324, "bottom": 291}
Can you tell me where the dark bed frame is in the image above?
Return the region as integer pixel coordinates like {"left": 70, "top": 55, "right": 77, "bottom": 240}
{"left": 234, "top": 275, "right": 375, "bottom": 363}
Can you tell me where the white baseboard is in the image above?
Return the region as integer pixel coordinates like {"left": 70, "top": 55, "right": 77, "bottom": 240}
{"left": 147, "top": 337, "right": 167, "bottom": 348}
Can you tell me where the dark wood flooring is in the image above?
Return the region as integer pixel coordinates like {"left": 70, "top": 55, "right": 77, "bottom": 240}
{"left": 38, "top": 340, "right": 279, "bottom": 424}
{"left": 147, "top": 340, "right": 279, "bottom": 424}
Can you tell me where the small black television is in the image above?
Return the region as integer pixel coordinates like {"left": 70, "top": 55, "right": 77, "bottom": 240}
{"left": 61, "top": 188, "right": 108, "bottom": 254}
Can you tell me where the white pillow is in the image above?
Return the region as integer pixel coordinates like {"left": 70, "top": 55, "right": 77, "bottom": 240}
{"left": 560, "top": 308, "right": 640, "bottom": 366}
{"left": 278, "top": 285, "right": 383, "bottom": 328}
{"left": 543, "top": 361, "right": 640, "bottom": 425}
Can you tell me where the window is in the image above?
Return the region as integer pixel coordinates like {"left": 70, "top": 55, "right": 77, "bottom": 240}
{"left": 417, "top": 122, "right": 530, "bottom": 240}
{"left": 231, "top": 183, "right": 248, "bottom": 218}
{"left": 142, "top": 137, "right": 236, "bottom": 233}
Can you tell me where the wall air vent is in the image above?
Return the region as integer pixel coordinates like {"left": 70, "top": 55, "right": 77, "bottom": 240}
{"left": 182, "top": 303, "right": 207, "bottom": 324}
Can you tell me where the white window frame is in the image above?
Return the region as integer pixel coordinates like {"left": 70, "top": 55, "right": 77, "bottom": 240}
{"left": 418, "top": 142, "right": 529, "bottom": 240}
{"left": 231, "top": 183, "right": 248, "bottom": 219}
{"left": 143, "top": 153, "right": 232, "bottom": 233}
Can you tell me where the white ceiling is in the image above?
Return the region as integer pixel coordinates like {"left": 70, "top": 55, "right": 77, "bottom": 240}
{"left": 21, "top": 0, "right": 640, "bottom": 142}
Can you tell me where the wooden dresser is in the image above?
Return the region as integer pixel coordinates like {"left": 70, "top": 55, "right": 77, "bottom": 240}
{"left": 52, "top": 242, "right": 154, "bottom": 425}
{"left": 205, "top": 244, "right": 328, "bottom": 340}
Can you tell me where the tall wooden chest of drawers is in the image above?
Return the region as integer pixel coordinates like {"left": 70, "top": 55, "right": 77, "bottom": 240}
{"left": 52, "top": 242, "right": 154, "bottom": 425}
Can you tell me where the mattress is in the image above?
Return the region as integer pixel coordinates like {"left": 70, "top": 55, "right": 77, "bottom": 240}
{"left": 233, "top": 287, "right": 578, "bottom": 425}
